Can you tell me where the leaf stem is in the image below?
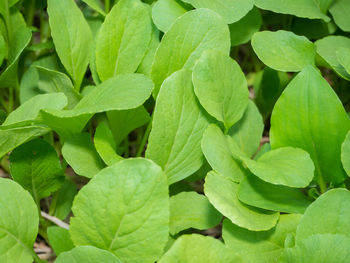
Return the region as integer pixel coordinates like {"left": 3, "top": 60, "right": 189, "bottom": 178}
{"left": 105, "top": 0, "right": 110, "bottom": 13}
{"left": 136, "top": 116, "right": 153, "bottom": 157}
{"left": 30, "top": 248, "right": 47, "bottom": 263}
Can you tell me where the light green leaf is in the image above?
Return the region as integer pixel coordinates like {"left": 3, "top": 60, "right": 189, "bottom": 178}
{"left": 152, "top": 0, "right": 189, "bottom": 32}
{"left": 107, "top": 106, "right": 150, "bottom": 146}
{"left": 204, "top": 171, "right": 279, "bottom": 231}
{"left": 280, "top": 234, "right": 350, "bottom": 263}
{"left": 296, "top": 188, "right": 350, "bottom": 241}
{"left": 96, "top": 0, "right": 152, "bottom": 81}
{"left": 55, "top": 246, "right": 122, "bottom": 263}
{"left": 329, "top": 0, "right": 350, "bottom": 32}
{"left": 270, "top": 66, "right": 350, "bottom": 185}
{"left": 238, "top": 174, "right": 312, "bottom": 214}
{"left": 222, "top": 214, "right": 301, "bottom": 263}
{"left": 192, "top": 49, "right": 249, "bottom": 130}
{"left": 82, "top": 0, "right": 106, "bottom": 16}
{"left": 228, "top": 100, "right": 264, "bottom": 157}
{"left": 0, "top": 178, "right": 38, "bottom": 263}
{"left": 336, "top": 47, "right": 350, "bottom": 75}
{"left": 47, "top": 226, "right": 74, "bottom": 256}
{"left": 252, "top": 30, "right": 316, "bottom": 72}
{"left": 314, "top": 0, "right": 334, "bottom": 13}
{"left": 62, "top": 133, "right": 104, "bottom": 178}
{"left": 241, "top": 147, "right": 314, "bottom": 188}
{"left": 201, "top": 124, "right": 246, "bottom": 182}
{"left": 182, "top": 0, "right": 253, "bottom": 23}
{"left": 151, "top": 8, "right": 230, "bottom": 97}
{"left": 229, "top": 7, "right": 262, "bottom": 46}
{"left": 159, "top": 234, "right": 242, "bottom": 263}
{"left": 48, "top": 0, "right": 93, "bottom": 89}
{"left": 70, "top": 159, "right": 169, "bottom": 263}
{"left": 315, "top": 35, "right": 350, "bottom": 80}
{"left": 169, "top": 191, "right": 222, "bottom": 235}
{"left": 52, "top": 179, "right": 77, "bottom": 220}
{"left": 94, "top": 122, "right": 123, "bottom": 166}
{"left": 341, "top": 130, "right": 350, "bottom": 176}
{"left": 146, "top": 70, "right": 211, "bottom": 184}
{"left": 9, "top": 139, "right": 64, "bottom": 202}
{"left": 254, "top": 0, "right": 330, "bottom": 21}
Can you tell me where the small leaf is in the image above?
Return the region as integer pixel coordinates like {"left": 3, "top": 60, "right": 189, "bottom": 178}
{"left": 82, "top": 0, "right": 106, "bottom": 16}
{"left": 47, "top": 226, "right": 74, "bottom": 256}
{"left": 70, "top": 159, "right": 169, "bottom": 262}
{"left": 169, "top": 191, "right": 222, "bottom": 235}
{"left": 52, "top": 179, "right": 77, "bottom": 220}
{"left": 336, "top": 47, "right": 350, "bottom": 75}
{"left": 329, "top": 0, "right": 350, "bottom": 32}
{"left": 252, "top": 30, "right": 316, "bottom": 72}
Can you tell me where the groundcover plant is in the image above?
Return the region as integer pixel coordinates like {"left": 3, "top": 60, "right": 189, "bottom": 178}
{"left": 1, "top": 0, "right": 350, "bottom": 262}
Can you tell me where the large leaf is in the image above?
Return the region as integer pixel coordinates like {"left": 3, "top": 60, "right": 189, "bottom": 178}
{"left": 47, "top": 226, "right": 74, "bottom": 256}
{"left": 47, "top": 0, "right": 93, "bottom": 89}
{"left": 169, "top": 191, "right": 222, "bottom": 235}
{"left": 181, "top": 0, "right": 253, "bottom": 23}
{"left": 204, "top": 171, "right": 279, "bottom": 231}
{"left": 151, "top": 8, "right": 230, "bottom": 96}
{"left": 69, "top": 159, "right": 169, "bottom": 262}
{"left": 95, "top": 0, "right": 152, "bottom": 81}
{"left": 238, "top": 174, "right": 312, "bottom": 214}
{"left": 9, "top": 139, "right": 64, "bottom": 202}
{"left": 251, "top": 30, "right": 316, "bottom": 72}
{"left": 0, "top": 178, "right": 38, "bottom": 263}
{"left": 254, "top": 0, "right": 330, "bottom": 21}
{"left": 270, "top": 66, "right": 350, "bottom": 185}
{"left": 192, "top": 50, "right": 249, "bottom": 130}
{"left": 329, "top": 0, "right": 350, "bottom": 32}
{"left": 146, "top": 70, "right": 211, "bottom": 184}
{"left": 222, "top": 214, "right": 301, "bottom": 263}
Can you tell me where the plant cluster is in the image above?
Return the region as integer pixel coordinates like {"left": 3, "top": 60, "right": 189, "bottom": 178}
{"left": 1, "top": 0, "right": 350, "bottom": 262}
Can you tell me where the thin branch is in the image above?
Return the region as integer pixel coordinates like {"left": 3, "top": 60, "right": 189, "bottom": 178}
{"left": 41, "top": 211, "right": 69, "bottom": 230}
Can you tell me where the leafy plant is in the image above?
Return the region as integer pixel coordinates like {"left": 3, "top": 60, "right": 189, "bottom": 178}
{"left": 1, "top": 0, "right": 350, "bottom": 262}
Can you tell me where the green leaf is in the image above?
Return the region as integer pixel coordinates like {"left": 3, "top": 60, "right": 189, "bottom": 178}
{"left": 55, "top": 246, "right": 122, "bottom": 263}
{"left": 251, "top": 30, "right": 316, "bottom": 72}
{"left": 280, "top": 234, "right": 350, "bottom": 263}
{"left": 0, "top": 178, "right": 38, "bottom": 263}
{"left": 82, "top": 0, "right": 106, "bottom": 16}
{"left": 228, "top": 100, "right": 264, "bottom": 157}
{"left": 47, "top": 0, "right": 93, "bottom": 89}
{"left": 238, "top": 174, "right": 312, "bottom": 214}
{"left": 341, "top": 130, "right": 350, "bottom": 176}
{"left": 0, "top": 33, "right": 6, "bottom": 65}
{"left": 315, "top": 35, "right": 350, "bottom": 80}
{"left": 62, "top": 133, "right": 104, "bottom": 178}
{"left": 222, "top": 214, "right": 301, "bottom": 263}
{"left": 159, "top": 234, "right": 242, "bottom": 263}
{"left": 94, "top": 122, "right": 123, "bottom": 166}
{"left": 336, "top": 47, "right": 350, "bottom": 75}
{"left": 151, "top": 8, "right": 230, "bottom": 97}
{"left": 3, "top": 93, "right": 67, "bottom": 126}
{"left": 169, "top": 191, "right": 222, "bottom": 235}
{"left": 9, "top": 139, "right": 64, "bottom": 202}
{"left": 70, "top": 159, "right": 169, "bottom": 262}
{"left": 52, "top": 179, "right": 77, "bottom": 220}
{"left": 181, "top": 0, "right": 254, "bottom": 23}
{"left": 0, "top": 0, "right": 20, "bottom": 16}
{"left": 47, "top": 226, "right": 74, "bottom": 256}
{"left": 192, "top": 49, "right": 249, "bottom": 130}
{"left": 152, "top": 0, "right": 189, "bottom": 32}
{"left": 229, "top": 7, "right": 262, "bottom": 46}
{"left": 95, "top": 0, "right": 152, "bottom": 81}
{"left": 204, "top": 171, "right": 279, "bottom": 231}
{"left": 296, "top": 188, "right": 350, "bottom": 241}
{"left": 107, "top": 106, "right": 150, "bottom": 146}
{"left": 240, "top": 147, "right": 314, "bottom": 188}
{"left": 146, "top": 70, "right": 211, "bottom": 184}
{"left": 201, "top": 124, "right": 246, "bottom": 182}
{"left": 254, "top": 0, "right": 330, "bottom": 21}
{"left": 329, "top": 0, "right": 350, "bottom": 32}
{"left": 270, "top": 66, "right": 350, "bottom": 185}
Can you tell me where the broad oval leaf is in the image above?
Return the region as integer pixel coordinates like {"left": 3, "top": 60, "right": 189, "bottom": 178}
{"left": 169, "top": 191, "right": 222, "bottom": 235}
{"left": 55, "top": 246, "right": 122, "bottom": 263}
{"left": 251, "top": 30, "right": 316, "bottom": 72}
{"left": 270, "top": 66, "right": 350, "bottom": 185}
{"left": 10, "top": 139, "right": 64, "bottom": 202}
{"left": 0, "top": 178, "right": 38, "bottom": 263}
{"left": 47, "top": 0, "right": 93, "bottom": 89}
{"left": 192, "top": 49, "right": 249, "bottom": 130}
{"left": 181, "top": 0, "right": 254, "bottom": 24}
{"left": 329, "top": 0, "right": 350, "bottom": 32}
{"left": 95, "top": 0, "right": 152, "bottom": 81}
{"left": 204, "top": 171, "right": 279, "bottom": 231}
{"left": 146, "top": 70, "right": 211, "bottom": 184}
{"left": 69, "top": 158, "right": 169, "bottom": 262}
{"left": 151, "top": 8, "right": 230, "bottom": 96}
